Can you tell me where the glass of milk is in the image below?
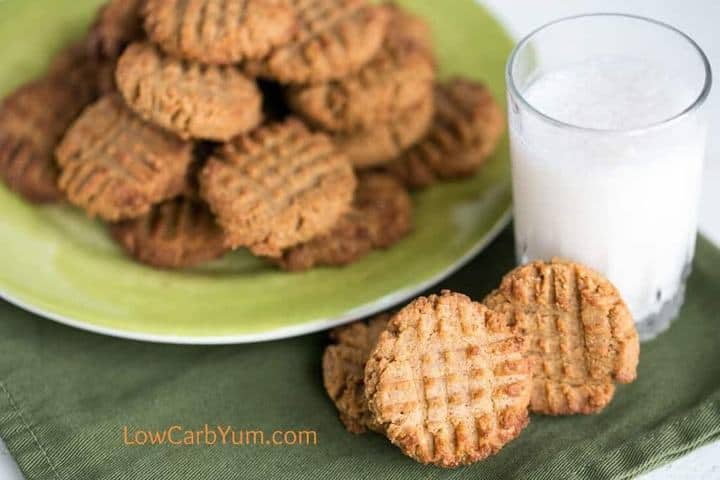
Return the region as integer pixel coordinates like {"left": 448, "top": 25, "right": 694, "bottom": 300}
{"left": 506, "top": 14, "right": 712, "bottom": 340}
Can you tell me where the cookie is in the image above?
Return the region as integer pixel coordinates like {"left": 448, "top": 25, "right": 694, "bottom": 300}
{"left": 383, "top": 3, "right": 435, "bottom": 62}
{"left": 116, "top": 42, "right": 263, "bottom": 141}
{"left": 199, "top": 118, "right": 356, "bottom": 257}
{"left": 48, "top": 40, "right": 108, "bottom": 99}
{"left": 245, "top": 0, "right": 389, "bottom": 84}
{"left": 109, "top": 196, "right": 228, "bottom": 268}
{"left": 143, "top": 0, "right": 296, "bottom": 65}
{"left": 484, "top": 260, "right": 640, "bottom": 416}
{"left": 277, "top": 211, "right": 373, "bottom": 271}
{"left": 277, "top": 173, "right": 412, "bottom": 271}
{"left": 286, "top": 23, "right": 435, "bottom": 132}
{"left": 387, "top": 78, "right": 505, "bottom": 189}
{"left": 322, "top": 313, "right": 391, "bottom": 433}
{"left": 0, "top": 75, "right": 95, "bottom": 203}
{"left": 56, "top": 94, "right": 193, "bottom": 221}
{"left": 364, "top": 290, "right": 531, "bottom": 468}
{"left": 86, "top": 0, "right": 145, "bottom": 61}
{"left": 334, "top": 93, "right": 433, "bottom": 169}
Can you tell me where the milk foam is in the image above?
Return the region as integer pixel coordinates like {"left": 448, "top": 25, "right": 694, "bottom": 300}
{"left": 524, "top": 57, "right": 696, "bottom": 130}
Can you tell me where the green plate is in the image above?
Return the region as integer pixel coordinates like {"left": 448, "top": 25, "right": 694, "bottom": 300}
{"left": 0, "top": 0, "right": 513, "bottom": 344}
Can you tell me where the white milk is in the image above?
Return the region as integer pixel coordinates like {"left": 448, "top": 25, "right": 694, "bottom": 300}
{"left": 509, "top": 57, "right": 706, "bottom": 327}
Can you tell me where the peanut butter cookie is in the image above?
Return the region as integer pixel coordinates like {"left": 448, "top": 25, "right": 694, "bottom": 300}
{"left": 484, "top": 260, "right": 640, "bottom": 416}
{"left": 365, "top": 290, "right": 532, "bottom": 468}
{"left": 49, "top": 40, "right": 110, "bottom": 98}
{"left": 199, "top": 118, "right": 356, "bottom": 257}
{"left": 56, "top": 94, "right": 193, "bottom": 221}
{"left": 143, "top": 0, "right": 296, "bottom": 64}
{"left": 246, "top": 0, "right": 389, "bottom": 84}
{"left": 109, "top": 196, "right": 228, "bottom": 268}
{"left": 387, "top": 78, "right": 505, "bottom": 189}
{"left": 0, "top": 74, "right": 96, "bottom": 203}
{"left": 286, "top": 24, "right": 434, "bottom": 132}
{"left": 116, "top": 42, "right": 263, "bottom": 141}
{"left": 86, "top": 0, "right": 145, "bottom": 61}
{"left": 277, "top": 173, "right": 412, "bottom": 271}
{"left": 322, "top": 313, "right": 391, "bottom": 433}
{"left": 383, "top": 3, "right": 435, "bottom": 62}
{"left": 334, "top": 94, "right": 433, "bottom": 169}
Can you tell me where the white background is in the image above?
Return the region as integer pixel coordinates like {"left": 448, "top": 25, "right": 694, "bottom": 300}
{"left": 2, "top": 1, "right": 719, "bottom": 478}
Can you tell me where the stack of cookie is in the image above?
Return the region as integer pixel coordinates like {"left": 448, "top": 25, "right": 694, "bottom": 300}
{"left": 323, "top": 260, "right": 640, "bottom": 468}
{"left": 0, "top": 0, "right": 505, "bottom": 271}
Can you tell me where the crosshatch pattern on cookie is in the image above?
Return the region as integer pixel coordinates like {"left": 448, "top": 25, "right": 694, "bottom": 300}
{"left": 117, "top": 42, "right": 262, "bottom": 141}
{"left": 286, "top": 25, "right": 435, "bottom": 132}
{"left": 365, "top": 291, "right": 532, "bottom": 468}
{"left": 143, "top": 0, "right": 296, "bottom": 64}
{"left": 388, "top": 78, "right": 505, "bottom": 189}
{"left": 110, "top": 196, "right": 228, "bottom": 269}
{"left": 246, "top": 0, "right": 389, "bottom": 83}
{"left": 334, "top": 93, "right": 434, "bottom": 169}
{"left": 200, "top": 118, "right": 356, "bottom": 256}
{"left": 277, "top": 173, "right": 412, "bottom": 271}
{"left": 484, "top": 260, "right": 640, "bottom": 415}
{"left": 57, "top": 94, "right": 193, "bottom": 221}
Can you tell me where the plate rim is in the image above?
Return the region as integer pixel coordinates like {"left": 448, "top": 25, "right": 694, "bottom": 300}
{"left": 0, "top": 211, "right": 512, "bottom": 345}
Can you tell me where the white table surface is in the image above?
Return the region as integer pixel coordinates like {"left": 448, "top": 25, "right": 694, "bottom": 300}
{"left": 2, "top": 1, "right": 719, "bottom": 478}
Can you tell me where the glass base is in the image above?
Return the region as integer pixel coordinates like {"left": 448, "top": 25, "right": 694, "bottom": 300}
{"left": 635, "top": 282, "right": 686, "bottom": 342}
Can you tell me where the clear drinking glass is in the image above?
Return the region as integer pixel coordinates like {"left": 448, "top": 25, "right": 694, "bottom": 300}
{"left": 506, "top": 14, "right": 712, "bottom": 340}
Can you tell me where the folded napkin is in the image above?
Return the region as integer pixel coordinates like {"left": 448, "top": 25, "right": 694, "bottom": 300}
{"left": 1, "top": 228, "right": 719, "bottom": 480}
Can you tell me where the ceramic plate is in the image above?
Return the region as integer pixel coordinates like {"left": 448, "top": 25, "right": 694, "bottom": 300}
{"left": 0, "top": 0, "right": 513, "bottom": 344}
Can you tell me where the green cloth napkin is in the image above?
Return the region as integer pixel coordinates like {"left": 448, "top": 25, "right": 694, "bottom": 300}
{"left": 1, "top": 228, "right": 719, "bottom": 480}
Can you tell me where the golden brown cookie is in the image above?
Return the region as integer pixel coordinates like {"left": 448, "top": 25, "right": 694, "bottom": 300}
{"left": 277, "top": 173, "right": 412, "bottom": 271}
{"left": 277, "top": 212, "right": 373, "bottom": 271}
{"left": 387, "top": 78, "right": 505, "bottom": 189}
{"left": 334, "top": 93, "right": 433, "bottom": 169}
{"left": 109, "top": 196, "right": 228, "bottom": 268}
{"left": 199, "top": 118, "right": 356, "bottom": 257}
{"left": 0, "top": 74, "right": 96, "bottom": 203}
{"left": 86, "top": 0, "right": 145, "bottom": 61}
{"left": 322, "top": 313, "right": 391, "bottom": 433}
{"left": 364, "top": 290, "right": 531, "bottom": 468}
{"left": 56, "top": 94, "right": 193, "bottom": 221}
{"left": 286, "top": 24, "right": 435, "bottom": 132}
{"left": 245, "top": 0, "right": 389, "bottom": 84}
{"left": 143, "top": 0, "right": 296, "bottom": 65}
{"left": 484, "top": 260, "right": 640, "bottom": 416}
{"left": 116, "top": 42, "right": 263, "bottom": 141}
{"left": 383, "top": 2, "right": 435, "bottom": 62}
